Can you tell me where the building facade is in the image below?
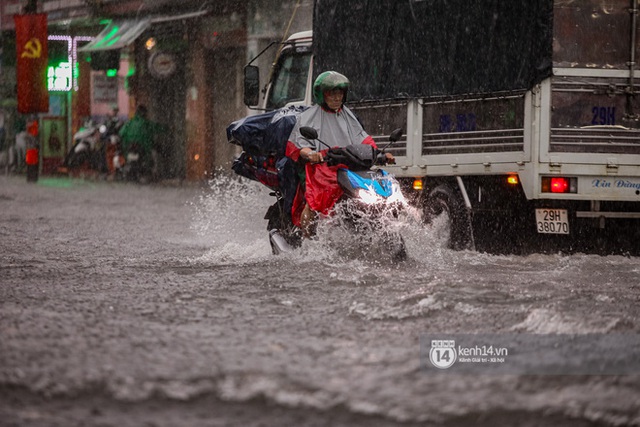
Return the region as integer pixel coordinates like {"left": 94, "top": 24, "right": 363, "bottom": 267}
{"left": 0, "top": 0, "right": 312, "bottom": 180}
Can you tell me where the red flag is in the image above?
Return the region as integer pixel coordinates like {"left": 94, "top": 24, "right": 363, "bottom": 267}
{"left": 14, "top": 13, "right": 49, "bottom": 114}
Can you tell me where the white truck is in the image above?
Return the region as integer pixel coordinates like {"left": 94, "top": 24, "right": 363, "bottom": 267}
{"left": 243, "top": 0, "right": 640, "bottom": 254}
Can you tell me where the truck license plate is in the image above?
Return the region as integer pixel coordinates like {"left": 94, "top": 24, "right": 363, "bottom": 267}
{"left": 535, "top": 209, "right": 569, "bottom": 234}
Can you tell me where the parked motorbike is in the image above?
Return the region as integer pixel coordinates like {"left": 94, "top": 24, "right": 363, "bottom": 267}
{"left": 266, "top": 127, "right": 407, "bottom": 261}
{"left": 99, "top": 120, "right": 124, "bottom": 179}
{"left": 60, "top": 122, "right": 101, "bottom": 173}
{"left": 118, "top": 142, "right": 144, "bottom": 182}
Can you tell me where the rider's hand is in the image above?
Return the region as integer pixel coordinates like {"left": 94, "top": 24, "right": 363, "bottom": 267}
{"left": 385, "top": 152, "right": 396, "bottom": 164}
{"left": 307, "top": 151, "right": 324, "bottom": 163}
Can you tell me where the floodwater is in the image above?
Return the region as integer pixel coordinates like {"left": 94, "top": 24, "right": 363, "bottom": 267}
{"left": 1, "top": 174, "right": 639, "bottom": 427}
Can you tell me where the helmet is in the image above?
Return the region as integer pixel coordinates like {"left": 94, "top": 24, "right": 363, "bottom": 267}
{"left": 313, "top": 71, "right": 349, "bottom": 105}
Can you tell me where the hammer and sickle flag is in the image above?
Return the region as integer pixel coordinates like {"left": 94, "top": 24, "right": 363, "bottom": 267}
{"left": 14, "top": 14, "right": 49, "bottom": 114}
{"left": 22, "top": 38, "right": 43, "bottom": 59}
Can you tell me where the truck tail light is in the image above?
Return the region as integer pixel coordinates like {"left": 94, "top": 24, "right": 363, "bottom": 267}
{"left": 412, "top": 178, "right": 423, "bottom": 190}
{"left": 507, "top": 175, "right": 519, "bottom": 185}
{"left": 541, "top": 177, "right": 577, "bottom": 193}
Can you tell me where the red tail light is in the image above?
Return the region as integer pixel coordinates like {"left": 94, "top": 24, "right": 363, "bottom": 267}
{"left": 550, "top": 177, "right": 568, "bottom": 193}
{"left": 541, "top": 177, "right": 577, "bottom": 193}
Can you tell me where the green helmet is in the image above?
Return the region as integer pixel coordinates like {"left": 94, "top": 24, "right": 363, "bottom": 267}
{"left": 313, "top": 71, "right": 350, "bottom": 105}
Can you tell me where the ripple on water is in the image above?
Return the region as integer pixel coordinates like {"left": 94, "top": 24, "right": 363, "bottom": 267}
{"left": 510, "top": 308, "right": 622, "bottom": 334}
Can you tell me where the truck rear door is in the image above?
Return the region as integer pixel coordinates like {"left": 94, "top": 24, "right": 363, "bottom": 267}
{"left": 545, "top": 0, "right": 640, "bottom": 168}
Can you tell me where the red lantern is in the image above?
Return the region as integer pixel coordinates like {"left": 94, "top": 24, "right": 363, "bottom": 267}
{"left": 25, "top": 148, "right": 39, "bottom": 166}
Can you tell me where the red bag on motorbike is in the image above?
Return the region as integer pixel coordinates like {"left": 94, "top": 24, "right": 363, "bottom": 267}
{"left": 304, "top": 161, "right": 344, "bottom": 215}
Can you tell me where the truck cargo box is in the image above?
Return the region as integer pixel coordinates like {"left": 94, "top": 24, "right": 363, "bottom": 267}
{"left": 314, "top": 0, "right": 554, "bottom": 101}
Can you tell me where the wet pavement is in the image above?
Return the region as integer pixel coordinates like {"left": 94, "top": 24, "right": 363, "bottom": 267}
{"left": 1, "top": 174, "right": 639, "bottom": 426}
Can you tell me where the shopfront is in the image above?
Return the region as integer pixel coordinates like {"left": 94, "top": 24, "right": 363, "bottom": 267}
{"left": 2, "top": 0, "right": 310, "bottom": 181}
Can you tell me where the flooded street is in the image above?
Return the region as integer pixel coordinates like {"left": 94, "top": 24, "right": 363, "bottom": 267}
{"left": 1, "top": 174, "right": 639, "bottom": 427}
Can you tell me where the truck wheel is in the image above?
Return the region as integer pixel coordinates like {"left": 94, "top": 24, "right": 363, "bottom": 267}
{"left": 423, "top": 184, "right": 474, "bottom": 250}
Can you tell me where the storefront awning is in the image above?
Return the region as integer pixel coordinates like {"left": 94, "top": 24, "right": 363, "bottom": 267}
{"left": 79, "top": 19, "right": 151, "bottom": 52}
{"left": 78, "top": 10, "right": 210, "bottom": 52}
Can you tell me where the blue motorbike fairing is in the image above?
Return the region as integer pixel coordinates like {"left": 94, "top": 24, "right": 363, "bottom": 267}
{"left": 343, "top": 169, "right": 394, "bottom": 198}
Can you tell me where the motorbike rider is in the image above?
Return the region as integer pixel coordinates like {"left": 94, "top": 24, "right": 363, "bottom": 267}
{"left": 286, "top": 71, "right": 395, "bottom": 237}
{"left": 118, "top": 105, "right": 163, "bottom": 181}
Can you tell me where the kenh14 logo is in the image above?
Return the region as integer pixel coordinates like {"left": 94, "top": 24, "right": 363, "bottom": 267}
{"left": 429, "top": 340, "right": 457, "bottom": 369}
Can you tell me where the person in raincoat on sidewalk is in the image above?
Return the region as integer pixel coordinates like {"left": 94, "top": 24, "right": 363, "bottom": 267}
{"left": 119, "top": 105, "right": 164, "bottom": 181}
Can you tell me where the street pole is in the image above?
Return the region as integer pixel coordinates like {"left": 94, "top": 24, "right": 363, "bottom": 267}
{"left": 22, "top": 0, "right": 41, "bottom": 182}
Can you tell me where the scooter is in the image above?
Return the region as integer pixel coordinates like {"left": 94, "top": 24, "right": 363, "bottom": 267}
{"left": 119, "top": 142, "right": 144, "bottom": 182}
{"left": 60, "top": 122, "right": 101, "bottom": 172}
{"left": 98, "top": 120, "right": 124, "bottom": 178}
{"left": 266, "top": 127, "right": 407, "bottom": 261}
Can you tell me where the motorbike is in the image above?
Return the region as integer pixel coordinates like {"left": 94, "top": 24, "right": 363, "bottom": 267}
{"left": 60, "top": 121, "right": 101, "bottom": 173}
{"left": 117, "top": 142, "right": 145, "bottom": 182}
{"left": 103, "top": 119, "right": 149, "bottom": 182}
{"left": 266, "top": 127, "right": 408, "bottom": 261}
{"left": 99, "top": 120, "right": 125, "bottom": 179}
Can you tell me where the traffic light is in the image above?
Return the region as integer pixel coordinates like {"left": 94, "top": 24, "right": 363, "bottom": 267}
{"left": 90, "top": 50, "right": 120, "bottom": 72}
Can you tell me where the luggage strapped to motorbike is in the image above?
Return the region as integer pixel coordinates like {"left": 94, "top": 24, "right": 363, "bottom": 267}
{"left": 226, "top": 105, "right": 309, "bottom": 217}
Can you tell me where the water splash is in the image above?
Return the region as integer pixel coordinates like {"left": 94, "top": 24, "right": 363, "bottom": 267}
{"left": 189, "top": 174, "right": 273, "bottom": 262}
{"left": 189, "top": 174, "right": 448, "bottom": 266}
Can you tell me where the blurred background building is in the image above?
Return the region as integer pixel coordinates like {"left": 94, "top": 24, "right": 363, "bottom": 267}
{"left": 0, "top": 0, "right": 312, "bottom": 180}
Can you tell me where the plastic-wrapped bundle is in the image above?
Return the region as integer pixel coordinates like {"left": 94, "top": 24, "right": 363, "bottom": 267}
{"left": 227, "top": 105, "right": 308, "bottom": 217}
{"left": 227, "top": 105, "right": 308, "bottom": 158}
